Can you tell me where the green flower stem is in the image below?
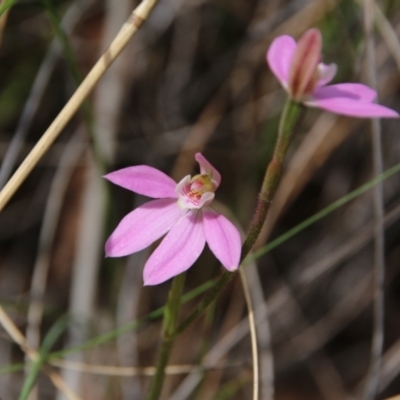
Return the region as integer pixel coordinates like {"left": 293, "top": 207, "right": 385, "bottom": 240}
{"left": 176, "top": 270, "right": 233, "bottom": 335}
{"left": 146, "top": 272, "right": 186, "bottom": 400}
{"left": 242, "top": 99, "right": 304, "bottom": 260}
{"left": 19, "top": 317, "right": 68, "bottom": 400}
{"left": 178, "top": 99, "right": 304, "bottom": 335}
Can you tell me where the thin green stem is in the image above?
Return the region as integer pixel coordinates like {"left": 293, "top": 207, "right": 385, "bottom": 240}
{"left": 261, "top": 99, "right": 304, "bottom": 196}
{"left": 241, "top": 100, "right": 304, "bottom": 260}
{"left": 146, "top": 273, "right": 186, "bottom": 400}
{"left": 177, "top": 271, "right": 233, "bottom": 335}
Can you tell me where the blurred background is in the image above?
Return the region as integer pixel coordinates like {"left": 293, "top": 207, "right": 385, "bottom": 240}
{"left": 1, "top": 0, "right": 400, "bottom": 398}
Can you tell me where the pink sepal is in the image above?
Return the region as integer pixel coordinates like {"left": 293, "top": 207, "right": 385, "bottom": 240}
{"left": 104, "top": 165, "right": 178, "bottom": 199}
{"left": 105, "top": 199, "right": 184, "bottom": 257}
{"left": 203, "top": 208, "right": 241, "bottom": 271}
{"left": 143, "top": 211, "right": 206, "bottom": 285}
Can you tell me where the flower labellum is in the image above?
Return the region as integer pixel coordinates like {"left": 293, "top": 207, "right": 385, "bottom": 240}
{"left": 105, "top": 153, "right": 241, "bottom": 285}
{"left": 267, "top": 28, "right": 399, "bottom": 118}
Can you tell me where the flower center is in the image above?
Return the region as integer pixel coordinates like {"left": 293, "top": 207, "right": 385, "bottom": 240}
{"left": 189, "top": 174, "right": 214, "bottom": 193}
{"left": 176, "top": 174, "right": 215, "bottom": 210}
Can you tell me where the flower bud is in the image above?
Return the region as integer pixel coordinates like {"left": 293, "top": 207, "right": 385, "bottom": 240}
{"left": 288, "top": 28, "right": 322, "bottom": 101}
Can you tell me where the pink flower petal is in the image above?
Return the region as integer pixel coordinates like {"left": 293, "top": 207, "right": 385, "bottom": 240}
{"left": 202, "top": 208, "right": 241, "bottom": 271}
{"left": 143, "top": 211, "right": 206, "bottom": 285}
{"left": 105, "top": 199, "right": 185, "bottom": 257}
{"left": 195, "top": 153, "right": 221, "bottom": 189}
{"left": 104, "top": 166, "right": 178, "bottom": 198}
{"left": 198, "top": 192, "right": 215, "bottom": 208}
{"left": 307, "top": 94, "right": 399, "bottom": 118}
{"left": 317, "top": 63, "right": 337, "bottom": 86}
{"left": 266, "top": 35, "right": 297, "bottom": 90}
{"left": 313, "top": 83, "right": 378, "bottom": 103}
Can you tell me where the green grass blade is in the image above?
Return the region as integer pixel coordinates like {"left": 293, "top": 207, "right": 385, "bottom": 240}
{"left": 0, "top": 362, "right": 24, "bottom": 375}
{"left": 40, "top": 0, "right": 94, "bottom": 128}
{"left": 19, "top": 317, "right": 69, "bottom": 400}
{"left": 246, "top": 161, "right": 400, "bottom": 264}
{"left": 0, "top": 0, "right": 16, "bottom": 17}
{"left": 41, "top": 0, "right": 83, "bottom": 88}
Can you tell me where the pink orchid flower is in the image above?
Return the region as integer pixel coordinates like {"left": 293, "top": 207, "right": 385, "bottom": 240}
{"left": 105, "top": 153, "right": 241, "bottom": 285}
{"left": 267, "top": 28, "right": 399, "bottom": 118}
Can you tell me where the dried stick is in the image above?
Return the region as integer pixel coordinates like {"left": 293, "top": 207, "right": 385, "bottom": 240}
{"left": 244, "top": 262, "right": 274, "bottom": 400}
{"left": 0, "top": 0, "right": 159, "bottom": 212}
{"left": 239, "top": 267, "right": 259, "bottom": 400}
